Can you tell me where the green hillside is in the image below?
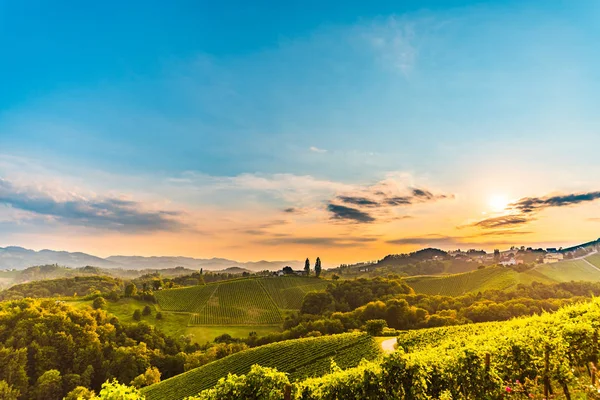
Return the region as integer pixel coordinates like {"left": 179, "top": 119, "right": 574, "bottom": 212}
{"left": 585, "top": 253, "right": 600, "bottom": 268}
{"left": 534, "top": 258, "right": 600, "bottom": 282}
{"left": 154, "top": 276, "right": 328, "bottom": 326}
{"left": 406, "top": 256, "right": 600, "bottom": 296}
{"left": 142, "top": 332, "right": 380, "bottom": 400}
{"left": 405, "top": 266, "right": 551, "bottom": 296}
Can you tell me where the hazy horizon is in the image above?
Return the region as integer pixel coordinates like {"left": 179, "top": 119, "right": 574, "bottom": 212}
{"left": 2, "top": 1, "right": 600, "bottom": 265}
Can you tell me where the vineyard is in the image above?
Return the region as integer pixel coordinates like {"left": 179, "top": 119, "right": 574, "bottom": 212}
{"left": 406, "top": 259, "right": 600, "bottom": 296}
{"left": 405, "top": 266, "right": 532, "bottom": 295}
{"left": 142, "top": 332, "right": 380, "bottom": 400}
{"left": 535, "top": 258, "right": 600, "bottom": 282}
{"left": 182, "top": 298, "right": 600, "bottom": 399}
{"left": 259, "top": 277, "right": 329, "bottom": 309}
{"left": 154, "top": 276, "right": 327, "bottom": 326}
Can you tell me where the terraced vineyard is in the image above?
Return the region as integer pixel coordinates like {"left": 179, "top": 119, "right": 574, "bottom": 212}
{"left": 142, "top": 332, "right": 380, "bottom": 400}
{"left": 154, "top": 284, "right": 217, "bottom": 312}
{"left": 155, "top": 276, "right": 327, "bottom": 326}
{"left": 191, "top": 279, "right": 282, "bottom": 325}
{"left": 260, "top": 277, "right": 329, "bottom": 309}
{"left": 405, "top": 266, "right": 522, "bottom": 295}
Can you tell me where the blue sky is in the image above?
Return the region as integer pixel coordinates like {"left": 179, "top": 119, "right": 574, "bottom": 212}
{"left": 1, "top": 1, "right": 600, "bottom": 262}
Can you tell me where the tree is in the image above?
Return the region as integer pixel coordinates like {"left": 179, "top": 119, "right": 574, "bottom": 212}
{"left": 125, "top": 283, "right": 138, "bottom": 297}
{"left": 96, "top": 380, "right": 145, "bottom": 400}
{"left": 155, "top": 312, "right": 163, "bottom": 320}
{"left": 131, "top": 367, "right": 161, "bottom": 388}
{"left": 315, "top": 257, "right": 322, "bottom": 278}
{"left": 300, "top": 292, "right": 334, "bottom": 315}
{"left": 34, "top": 369, "right": 62, "bottom": 400}
{"left": 282, "top": 266, "right": 294, "bottom": 275}
{"left": 493, "top": 249, "right": 500, "bottom": 261}
{"left": 0, "top": 381, "right": 19, "bottom": 400}
{"left": 133, "top": 309, "right": 142, "bottom": 321}
{"left": 331, "top": 274, "right": 340, "bottom": 280}
{"left": 142, "top": 305, "right": 152, "bottom": 316}
{"left": 365, "top": 319, "right": 387, "bottom": 336}
{"left": 64, "top": 386, "right": 95, "bottom": 400}
{"left": 152, "top": 279, "right": 163, "bottom": 291}
{"left": 93, "top": 296, "right": 107, "bottom": 310}
{"left": 304, "top": 258, "right": 310, "bottom": 276}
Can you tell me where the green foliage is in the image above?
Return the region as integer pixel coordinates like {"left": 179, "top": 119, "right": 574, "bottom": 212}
{"left": 125, "top": 283, "right": 138, "bottom": 297}
{"left": 96, "top": 380, "right": 145, "bottom": 400}
{"left": 0, "top": 380, "right": 20, "bottom": 400}
{"left": 300, "top": 292, "right": 334, "bottom": 315}
{"left": 65, "top": 386, "right": 95, "bottom": 400}
{"left": 93, "top": 296, "right": 108, "bottom": 309}
{"left": 131, "top": 367, "right": 161, "bottom": 388}
{"left": 315, "top": 257, "right": 322, "bottom": 278}
{"left": 0, "top": 276, "right": 123, "bottom": 301}
{"left": 0, "top": 298, "right": 192, "bottom": 399}
{"left": 142, "top": 305, "right": 152, "bottom": 316}
{"left": 305, "top": 258, "right": 311, "bottom": 276}
{"left": 142, "top": 332, "right": 380, "bottom": 400}
{"left": 189, "top": 365, "right": 290, "bottom": 400}
{"left": 155, "top": 312, "right": 163, "bottom": 320}
{"left": 133, "top": 309, "right": 142, "bottom": 321}
{"left": 173, "top": 299, "right": 600, "bottom": 399}
{"left": 365, "top": 319, "right": 387, "bottom": 336}
{"left": 34, "top": 369, "right": 62, "bottom": 400}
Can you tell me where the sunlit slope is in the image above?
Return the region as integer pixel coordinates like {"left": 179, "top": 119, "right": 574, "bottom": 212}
{"left": 154, "top": 276, "right": 327, "bottom": 325}
{"left": 405, "top": 266, "right": 550, "bottom": 295}
{"left": 142, "top": 332, "right": 381, "bottom": 400}
{"left": 534, "top": 258, "right": 600, "bottom": 282}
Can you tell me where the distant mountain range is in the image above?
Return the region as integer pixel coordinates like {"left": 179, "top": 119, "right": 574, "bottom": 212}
{"left": 0, "top": 246, "right": 302, "bottom": 272}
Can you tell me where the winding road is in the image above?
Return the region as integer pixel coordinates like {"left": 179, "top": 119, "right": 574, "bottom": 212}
{"left": 380, "top": 338, "right": 397, "bottom": 354}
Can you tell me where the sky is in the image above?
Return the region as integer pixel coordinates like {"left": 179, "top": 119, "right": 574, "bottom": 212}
{"left": 1, "top": 0, "right": 600, "bottom": 265}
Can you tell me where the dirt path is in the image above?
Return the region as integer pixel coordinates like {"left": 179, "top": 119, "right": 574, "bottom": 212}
{"left": 582, "top": 257, "right": 600, "bottom": 273}
{"left": 380, "top": 338, "right": 397, "bottom": 354}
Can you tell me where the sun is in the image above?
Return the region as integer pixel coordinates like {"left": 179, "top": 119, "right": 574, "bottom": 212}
{"left": 489, "top": 195, "right": 510, "bottom": 212}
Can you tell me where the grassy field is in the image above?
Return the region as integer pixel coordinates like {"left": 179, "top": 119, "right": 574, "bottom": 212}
{"left": 585, "top": 253, "right": 600, "bottom": 268}
{"left": 142, "top": 332, "right": 381, "bottom": 400}
{"left": 534, "top": 258, "right": 600, "bottom": 282}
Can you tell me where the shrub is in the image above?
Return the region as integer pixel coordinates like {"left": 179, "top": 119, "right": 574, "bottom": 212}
{"left": 133, "top": 309, "right": 142, "bottom": 321}
{"left": 93, "top": 296, "right": 107, "bottom": 310}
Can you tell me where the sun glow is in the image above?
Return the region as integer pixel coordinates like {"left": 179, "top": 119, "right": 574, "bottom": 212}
{"left": 489, "top": 195, "right": 510, "bottom": 212}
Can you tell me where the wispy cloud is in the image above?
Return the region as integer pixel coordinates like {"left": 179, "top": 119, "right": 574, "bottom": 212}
{"left": 328, "top": 182, "right": 452, "bottom": 223}
{"left": 0, "top": 178, "right": 188, "bottom": 233}
{"left": 471, "top": 191, "right": 600, "bottom": 230}
{"left": 472, "top": 215, "right": 531, "bottom": 229}
{"left": 259, "top": 236, "right": 377, "bottom": 247}
{"left": 512, "top": 192, "right": 600, "bottom": 213}
{"left": 309, "top": 146, "right": 327, "bottom": 153}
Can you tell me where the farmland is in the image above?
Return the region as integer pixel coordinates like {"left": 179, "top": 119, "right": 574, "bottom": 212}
{"left": 154, "top": 276, "right": 327, "bottom": 326}
{"left": 406, "top": 256, "right": 600, "bottom": 296}
{"left": 142, "top": 332, "right": 380, "bottom": 400}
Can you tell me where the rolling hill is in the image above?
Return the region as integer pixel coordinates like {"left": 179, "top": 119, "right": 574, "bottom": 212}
{"left": 142, "top": 332, "right": 381, "bottom": 400}
{"left": 0, "top": 246, "right": 302, "bottom": 271}
{"left": 154, "top": 276, "right": 329, "bottom": 325}
{"left": 406, "top": 255, "right": 600, "bottom": 296}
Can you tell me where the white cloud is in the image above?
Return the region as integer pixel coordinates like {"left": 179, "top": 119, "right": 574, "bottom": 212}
{"left": 310, "top": 146, "right": 327, "bottom": 153}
